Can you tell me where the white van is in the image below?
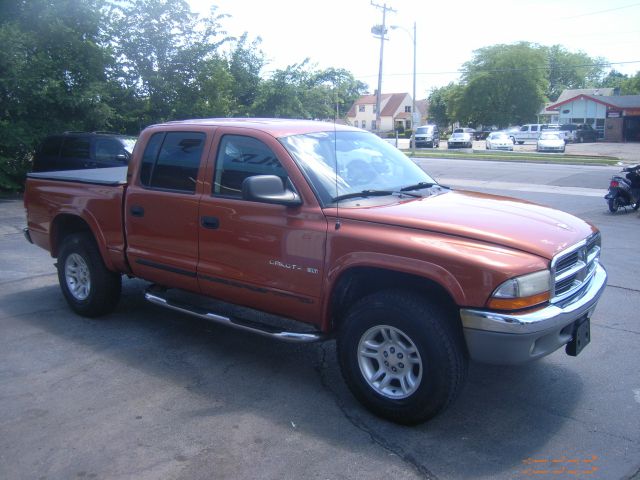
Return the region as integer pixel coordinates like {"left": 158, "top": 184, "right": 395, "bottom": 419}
{"left": 513, "top": 124, "right": 545, "bottom": 144}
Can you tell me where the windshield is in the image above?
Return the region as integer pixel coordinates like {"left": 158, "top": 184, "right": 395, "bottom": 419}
{"left": 491, "top": 133, "right": 509, "bottom": 139}
{"left": 416, "top": 127, "right": 429, "bottom": 134}
{"left": 540, "top": 132, "right": 561, "bottom": 140}
{"left": 280, "top": 130, "right": 437, "bottom": 205}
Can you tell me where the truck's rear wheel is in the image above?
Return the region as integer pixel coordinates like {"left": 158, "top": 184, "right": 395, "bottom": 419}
{"left": 58, "top": 233, "right": 121, "bottom": 317}
{"left": 337, "top": 290, "right": 467, "bottom": 424}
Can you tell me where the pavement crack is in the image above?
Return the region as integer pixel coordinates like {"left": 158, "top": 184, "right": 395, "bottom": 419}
{"left": 606, "top": 284, "right": 640, "bottom": 294}
{"left": 314, "top": 343, "right": 439, "bottom": 480}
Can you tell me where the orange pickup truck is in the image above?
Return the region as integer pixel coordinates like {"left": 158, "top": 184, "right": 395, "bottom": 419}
{"left": 24, "top": 118, "right": 607, "bottom": 424}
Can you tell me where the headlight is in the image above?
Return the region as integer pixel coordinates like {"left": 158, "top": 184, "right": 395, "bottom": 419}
{"left": 487, "top": 270, "right": 551, "bottom": 310}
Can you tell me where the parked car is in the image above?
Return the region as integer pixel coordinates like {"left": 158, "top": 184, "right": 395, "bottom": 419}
{"left": 556, "top": 124, "right": 598, "bottom": 144}
{"left": 485, "top": 132, "right": 514, "bottom": 151}
{"left": 412, "top": 125, "right": 440, "bottom": 148}
{"left": 447, "top": 128, "right": 474, "bottom": 148}
{"left": 560, "top": 124, "right": 578, "bottom": 143}
{"left": 32, "top": 132, "right": 137, "bottom": 172}
{"left": 536, "top": 132, "right": 565, "bottom": 153}
{"left": 574, "top": 124, "right": 598, "bottom": 143}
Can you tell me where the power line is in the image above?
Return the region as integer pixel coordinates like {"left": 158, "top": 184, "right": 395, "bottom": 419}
{"left": 559, "top": 2, "right": 640, "bottom": 19}
{"left": 356, "top": 60, "right": 640, "bottom": 79}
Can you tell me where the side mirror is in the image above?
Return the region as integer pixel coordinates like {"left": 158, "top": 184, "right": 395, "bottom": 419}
{"left": 116, "top": 153, "right": 128, "bottom": 163}
{"left": 241, "top": 175, "right": 302, "bottom": 207}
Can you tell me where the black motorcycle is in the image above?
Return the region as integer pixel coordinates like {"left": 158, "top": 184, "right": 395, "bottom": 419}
{"left": 605, "top": 164, "right": 640, "bottom": 213}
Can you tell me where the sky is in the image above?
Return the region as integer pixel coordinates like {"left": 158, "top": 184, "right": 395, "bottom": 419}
{"left": 188, "top": 0, "right": 640, "bottom": 100}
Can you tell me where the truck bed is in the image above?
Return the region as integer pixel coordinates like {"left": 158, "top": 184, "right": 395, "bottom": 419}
{"left": 24, "top": 166, "right": 128, "bottom": 272}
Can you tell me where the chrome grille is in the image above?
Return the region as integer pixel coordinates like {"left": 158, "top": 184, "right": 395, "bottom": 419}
{"left": 551, "top": 233, "right": 601, "bottom": 303}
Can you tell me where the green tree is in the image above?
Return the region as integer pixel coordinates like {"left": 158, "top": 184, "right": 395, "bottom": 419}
{"left": 428, "top": 83, "right": 462, "bottom": 128}
{"left": 544, "top": 45, "right": 605, "bottom": 101}
{"left": 252, "top": 61, "right": 366, "bottom": 119}
{"left": 601, "top": 70, "right": 640, "bottom": 95}
{"left": 458, "top": 43, "right": 548, "bottom": 127}
{"left": 228, "top": 34, "right": 265, "bottom": 116}
{"left": 620, "top": 71, "right": 640, "bottom": 94}
{"left": 0, "top": 0, "right": 113, "bottom": 190}
{"left": 104, "top": 0, "right": 231, "bottom": 123}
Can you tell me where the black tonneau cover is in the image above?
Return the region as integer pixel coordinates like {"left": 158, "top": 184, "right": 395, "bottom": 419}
{"left": 27, "top": 167, "right": 128, "bottom": 186}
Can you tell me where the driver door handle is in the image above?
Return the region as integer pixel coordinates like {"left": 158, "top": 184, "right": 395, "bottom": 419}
{"left": 201, "top": 216, "right": 220, "bottom": 229}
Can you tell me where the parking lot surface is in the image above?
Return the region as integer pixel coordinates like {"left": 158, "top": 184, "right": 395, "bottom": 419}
{"left": 1, "top": 158, "right": 639, "bottom": 479}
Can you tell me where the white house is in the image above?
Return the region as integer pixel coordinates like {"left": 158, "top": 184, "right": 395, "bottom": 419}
{"left": 546, "top": 89, "right": 640, "bottom": 142}
{"left": 346, "top": 93, "right": 427, "bottom": 132}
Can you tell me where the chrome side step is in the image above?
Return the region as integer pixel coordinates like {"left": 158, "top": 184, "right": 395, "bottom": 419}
{"left": 144, "top": 290, "right": 326, "bottom": 344}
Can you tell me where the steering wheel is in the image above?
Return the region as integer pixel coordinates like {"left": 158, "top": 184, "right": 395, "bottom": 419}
{"left": 345, "top": 159, "right": 378, "bottom": 186}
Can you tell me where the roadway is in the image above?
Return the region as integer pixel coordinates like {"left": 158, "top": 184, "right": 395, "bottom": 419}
{"left": 1, "top": 160, "right": 638, "bottom": 479}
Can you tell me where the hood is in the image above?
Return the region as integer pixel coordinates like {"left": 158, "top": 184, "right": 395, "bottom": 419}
{"left": 337, "top": 190, "right": 595, "bottom": 259}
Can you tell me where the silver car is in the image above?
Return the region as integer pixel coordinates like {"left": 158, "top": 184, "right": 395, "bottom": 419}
{"left": 447, "top": 128, "right": 473, "bottom": 149}
{"left": 536, "top": 132, "right": 565, "bottom": 153}
{"left": 485, "top": 132, "right": 514, "bottom": 151}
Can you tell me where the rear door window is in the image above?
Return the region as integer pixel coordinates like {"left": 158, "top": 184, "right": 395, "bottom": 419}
{"left": 61, "top": 137, "right": 90, "bottom": 159}
{"left": 139, "top": 131, "right": 206, "bottom": 193}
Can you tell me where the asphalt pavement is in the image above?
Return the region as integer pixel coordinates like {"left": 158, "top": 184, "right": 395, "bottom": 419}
{"left": 1, "top": 160, "right": 639, "bottom": 480}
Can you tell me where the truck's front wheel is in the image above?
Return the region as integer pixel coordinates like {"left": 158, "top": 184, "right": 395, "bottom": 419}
{"left": 337, "top": 290, "right": 467, "bottom": 424}
{"left": 58, "top": 233, "right": 121, "bottom": 317}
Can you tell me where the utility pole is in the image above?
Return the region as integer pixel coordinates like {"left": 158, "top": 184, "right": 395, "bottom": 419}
{"left": 371, "top": 2, "right": 396, "bottom": 133}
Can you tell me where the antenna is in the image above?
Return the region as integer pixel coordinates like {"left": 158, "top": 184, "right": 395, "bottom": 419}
{"left": 334, "top": 88, "right": 341, "bottom": 230}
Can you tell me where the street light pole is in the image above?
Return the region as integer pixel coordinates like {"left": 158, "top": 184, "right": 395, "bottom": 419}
{"left": 411, "top": 22, "right": 417, "bottom": 156}
{"left": 371, "top": 2, "right": 396, "bottom": 133}
{"left": 391, "top": 22, "right": 417, "bottom": 156}
{"left": 375, "top": 8, "right": 386, "bottom": 133}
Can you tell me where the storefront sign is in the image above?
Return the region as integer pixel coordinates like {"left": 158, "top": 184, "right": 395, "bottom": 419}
{"left": 623, "top": 109, "right": 640, "bottom": 116}
{"left": 607, "top": 111, "right": 621, "bottom": 118}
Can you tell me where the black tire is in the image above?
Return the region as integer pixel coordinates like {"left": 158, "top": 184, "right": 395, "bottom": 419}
{"left": 337, "top": 290, "right": 468, "bottom": 425}
{"left": 518, "top": 141, "right": 524, "bottom": 145}
{"left": 57, "top": 232, "right": 122, "bottom": 317}
{"left": 608, "top": 196, "right": 620, "bottom": 213}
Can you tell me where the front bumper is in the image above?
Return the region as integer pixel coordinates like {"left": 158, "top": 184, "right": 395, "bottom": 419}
{"left": 459, "top": 263, "right": 607, "bottom": 364}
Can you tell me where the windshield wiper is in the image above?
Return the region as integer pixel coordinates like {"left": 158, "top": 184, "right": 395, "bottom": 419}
{"left": 400, "top": 182, "right": 436, "bottom": 192}
{"left": 332, "top": 189, "right": 420, "bottom": 203}
{"left": 332, "top": 190, "right": 395, "bottom": 202}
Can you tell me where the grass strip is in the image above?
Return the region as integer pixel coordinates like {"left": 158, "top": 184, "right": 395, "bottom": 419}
{"left": 403, "top": 149, "right": 620, "bottom": 165}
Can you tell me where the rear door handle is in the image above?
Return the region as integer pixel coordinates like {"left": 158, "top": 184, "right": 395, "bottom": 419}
{"left": 130, "top": 206, "right": 145, "bottom": 217}
{"left": 201, "top": 216, "right": 219, "bottom": 229}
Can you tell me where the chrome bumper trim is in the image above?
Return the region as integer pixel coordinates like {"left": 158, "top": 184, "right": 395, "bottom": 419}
{"left": 460, "top": 263, "right": 607, "bottom": 335}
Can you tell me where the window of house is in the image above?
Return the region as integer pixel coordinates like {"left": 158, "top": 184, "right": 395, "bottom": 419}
{"left": 405, "top": 106, "right": 411, "bottom": 113}
{"left": 139, "top": 131, "right": 205, "bottom": 193}
{"left": 371, "top": 120, "right": 376, "bottom": 130}
{"left": 361, "top": 120, "right": 366, "bottom": 129}
{"left": 358, "top": 105, "right": 365, "bottom": 112}
{"left": 213, "top": 135, "right": 287, "bottom": 198}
